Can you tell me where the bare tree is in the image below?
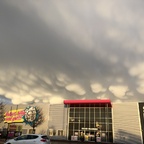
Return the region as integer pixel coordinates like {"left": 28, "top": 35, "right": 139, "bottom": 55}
{"left": 32, "top": 106, "right": 44, "bottom": 133}
{"left": 0, "top": 102, "right": 5, "bottom": 123}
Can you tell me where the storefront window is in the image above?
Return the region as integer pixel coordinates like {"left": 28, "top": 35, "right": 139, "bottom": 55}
{"left": 86, "top": 112, "right": 89, "bottom": 118}
{"left": 69, "top": 123, "right": 74, "bottom": 129}
{"left": 90, "top": 108, "right": 94, "bottom": 113}
{"left": 75, "top": 108, "right": 79, "bottom": 112}
{"left": 75, "top": 112, "right": 79, "bottom": 117}
{"left": 90, "top": 112, "right": 94, "bottom": 119}
{"left": 80, "top": 108, "right": 84, "bottom": 113}
{"left": 70, "top": 108, "right": 74, "bottom": 113}
{"left": 101, "top": 107, "right": 105, "bottom": 113}
{"left": 90, "top": 123, "right": 94, "bottom": 128}
{"left": 86, "top": 108, "right": 89, "bottom": 113}
{"left": 70, "top": 112, "right": 74, "bottom": 117}
{"left": 107, "top": 118, "right": 112, "bottom": 123}
{"left": 95, "top": 108, "right": 99, "bottom": 113}
{"left": 80, "top": 123, "right": 84, "bottom": 128}
{"left": 68, "top": 104, "right": 113, "bottom": 142}
{"left": 107, "top": 112, "right": 112, "bottom": 117}
{"left": 73, "top": 123, "right": 78, "bottom": 130}
{"left": 80, "top": 112, "right": 84, "bottom": 117}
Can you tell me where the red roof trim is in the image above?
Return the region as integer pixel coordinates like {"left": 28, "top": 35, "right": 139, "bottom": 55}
{"left": 64, "top": 99, "right": 111, "bottom": 104}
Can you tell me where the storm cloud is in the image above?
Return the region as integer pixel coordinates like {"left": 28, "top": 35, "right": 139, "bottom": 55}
{"left": 0, "top": 0, "right": 144, "bottom": 104}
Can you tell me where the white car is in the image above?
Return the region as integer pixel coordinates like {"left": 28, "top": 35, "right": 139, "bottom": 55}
{"left": 4, "top": 134, "right": 51, "bottom": 144}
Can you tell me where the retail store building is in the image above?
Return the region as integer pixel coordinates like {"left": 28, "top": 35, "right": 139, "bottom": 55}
{"left": 0, "top": 99, "right": 144, "bottom": 144}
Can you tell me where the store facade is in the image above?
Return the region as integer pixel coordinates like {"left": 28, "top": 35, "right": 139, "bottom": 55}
{"left": 0, "top": 100, "right": 143, "bottom": 143}
{"left": 48, "top": 100, "right": 143, "bottom": 144}
{"left": 64, "top": 99, "right": 113, "bottom": 143}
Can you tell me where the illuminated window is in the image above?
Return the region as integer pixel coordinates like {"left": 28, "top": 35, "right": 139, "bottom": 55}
{"left": 49, "top": 129, "right": 53, "bottom": 136}
{"left": 58, "top": 130, "right": 64, "bottom": 136}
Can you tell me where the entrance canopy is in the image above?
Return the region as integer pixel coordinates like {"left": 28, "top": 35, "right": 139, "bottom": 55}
{"left": 64, "top": 99, "right": 112, "bottom": 107}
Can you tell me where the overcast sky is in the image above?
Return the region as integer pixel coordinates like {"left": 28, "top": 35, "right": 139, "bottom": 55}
{"left": 0, "top": 0, "right": 144, "bottom": 104}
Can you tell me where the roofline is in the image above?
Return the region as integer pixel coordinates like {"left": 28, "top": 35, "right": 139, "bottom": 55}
{"left": 63, "top": 99, "right": 111, "bottom": 105}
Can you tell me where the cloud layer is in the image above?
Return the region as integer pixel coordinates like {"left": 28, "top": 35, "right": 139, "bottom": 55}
{"left": 0, "top": 0, "right": 144, "bottom": 104}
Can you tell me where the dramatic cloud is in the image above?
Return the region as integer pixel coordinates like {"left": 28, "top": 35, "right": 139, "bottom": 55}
{"left": 109, "top": 85, "right": 128, "bottom": 99}
{"left": 49, "top": 96, "right": 64, "bottom": 104}
{"left": 0, "top": 0, "right": 144, "bottom": 104}
{"left": 90, "top": 83, "right": 106, "bottom": 93}
{"left": 65, "top": 84, "right": 86, "bottom": 95}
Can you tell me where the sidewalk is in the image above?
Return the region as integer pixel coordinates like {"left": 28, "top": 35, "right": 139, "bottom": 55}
{"left": 50, "top": 139, "right": 120, "bottom": 144}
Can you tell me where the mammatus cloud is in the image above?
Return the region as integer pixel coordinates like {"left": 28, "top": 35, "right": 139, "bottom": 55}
{"left": 109, "top": 85, "right": 128, "bottom": 99}
{"left": 65, "top": 84, "right": 86, "bottom": 95}
{"left": 0, "top": 0, "right": 144, "bottom": 104}
{"left": 129, "top": 62, "right": 144, "bottom": 94}
{"left": 49, "top": 96, "right": 64, "bottom": 104}
{"left": 90, "top": 83, "right": 106, "bottom": 93}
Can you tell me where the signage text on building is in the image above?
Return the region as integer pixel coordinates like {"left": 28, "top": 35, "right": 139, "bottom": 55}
{"left": 4, "top": 109, "right": 25, "bottom": 123}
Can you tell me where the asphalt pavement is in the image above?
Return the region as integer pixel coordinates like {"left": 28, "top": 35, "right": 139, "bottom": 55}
{"left": 0, "top": 139, "right": 119, "bottom": 144}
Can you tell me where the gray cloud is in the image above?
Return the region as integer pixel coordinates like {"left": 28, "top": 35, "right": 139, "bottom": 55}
{"left": 0, "top": 0, "right": 144, "bottom": 104}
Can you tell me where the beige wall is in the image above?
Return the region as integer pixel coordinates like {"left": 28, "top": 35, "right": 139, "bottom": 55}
{"left": 48, "top": 104, "right": 67, "bottom": 137}
{"left": 112, "top": 102, "right": 142, "bottom": 144}
{"left": 0, "top": 103, "right": 50, "bottom": 135}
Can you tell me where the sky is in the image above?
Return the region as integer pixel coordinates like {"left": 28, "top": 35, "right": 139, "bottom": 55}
{"left": 0, "top": 0, "right": 144, "bottom": 104}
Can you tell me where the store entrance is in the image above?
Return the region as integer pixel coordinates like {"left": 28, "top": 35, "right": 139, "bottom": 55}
{"left": 68, "top": 103, "right": 113, "bottom": 143}
{"left": 84, "top": 130, "right": 96, "bottom": 141}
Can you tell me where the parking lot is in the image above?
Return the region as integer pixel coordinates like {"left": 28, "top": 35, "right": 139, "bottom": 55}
{"left": 0, "top": 139, "right": 116, "bottom": 144}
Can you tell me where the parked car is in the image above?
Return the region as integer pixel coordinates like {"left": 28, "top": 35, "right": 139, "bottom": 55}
{"left": 4, "top": 134, "right": 50, "bottom": 144}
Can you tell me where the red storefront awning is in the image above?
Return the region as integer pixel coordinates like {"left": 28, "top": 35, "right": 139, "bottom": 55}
{"left": 64, "top": 99, "right": 111, "bottom": 106}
